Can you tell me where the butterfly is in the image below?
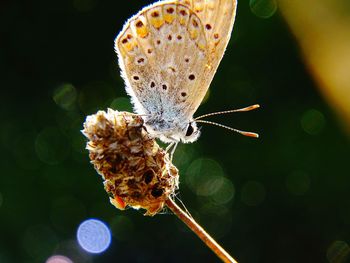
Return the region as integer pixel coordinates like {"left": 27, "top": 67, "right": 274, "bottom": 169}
{"left": 115, "top": 0, "right": 242, "bottom": 144}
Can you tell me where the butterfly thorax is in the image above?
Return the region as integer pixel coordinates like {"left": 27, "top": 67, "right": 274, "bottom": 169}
{"left": 144, "top": 114, "right": 200, "bottom": 143}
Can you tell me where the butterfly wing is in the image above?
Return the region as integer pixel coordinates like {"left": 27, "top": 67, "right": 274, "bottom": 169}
{"left": 115, "top": 0, "right": 236, "bottom": 127}
{"left": 177, "top": 0, "right": 237, "bottom": 117}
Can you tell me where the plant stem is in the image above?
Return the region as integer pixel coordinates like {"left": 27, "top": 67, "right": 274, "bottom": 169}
{"left": 165, "top": 198, "right": 238, "bottom": 263}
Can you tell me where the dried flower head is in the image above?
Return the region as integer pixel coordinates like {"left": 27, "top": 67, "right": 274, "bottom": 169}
{"left": 82, "top": 109, "right": 179, "bottom": 216}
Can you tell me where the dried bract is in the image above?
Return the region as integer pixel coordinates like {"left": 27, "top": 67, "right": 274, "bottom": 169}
{"left": 82, "top": 109, "right": 179, "bottom": 216}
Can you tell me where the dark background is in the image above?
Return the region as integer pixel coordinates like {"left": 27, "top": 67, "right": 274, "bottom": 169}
{"left": 1, "top": 0, "right": 350, "bottom": 262}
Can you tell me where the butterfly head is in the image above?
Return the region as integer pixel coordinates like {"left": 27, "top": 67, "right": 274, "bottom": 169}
{"left": 160, "top": 121, "right": 200, "bottom": 143}
{"left": 146, "top": 121, "right": 200, "bottom": 143}
{"left": 181, "top": 121, "right": 200, "bottom": 143}
{"left": 144, "top": 115, "right": 200, "bottom": 143}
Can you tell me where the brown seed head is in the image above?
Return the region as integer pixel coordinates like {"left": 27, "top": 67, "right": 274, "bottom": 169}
{"left": 82, "top": 109, "right": 179, "bottom": 216}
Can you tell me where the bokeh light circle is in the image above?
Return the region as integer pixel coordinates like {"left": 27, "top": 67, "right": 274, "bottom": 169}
{"left": 211, "top": 177, "right": 235, "bottom": 205}
{"left": 53, "top": 83, "right": 77, "bottom": 111}
{"left": 186, "top": 158, "right": 225, "bottom": 196}
{"left": 46, "top": 255, "right": 73, "bottom": 263}
{"left": 77, "top": 219, "right": 111, "bottom": 254}
{"left": 300, "top": 109, "right": 326, "bottom": 135}
{"left": 250, "top": 0, "right": 278, "bottom": 19}
{"left": 327, "top": 240, "right": 350, "bottom": 263}
{"left": 53, "top": 240, "right": 92, "bottom": 263}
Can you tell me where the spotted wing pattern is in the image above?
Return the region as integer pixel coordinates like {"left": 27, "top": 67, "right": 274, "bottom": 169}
{"left": 115, "top": 0, "right": 236, "bottom": 125}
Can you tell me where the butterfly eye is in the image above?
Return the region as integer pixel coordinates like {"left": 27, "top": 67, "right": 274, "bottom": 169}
{"left": 185, "top": 123, "right": 194, "bottom": 137}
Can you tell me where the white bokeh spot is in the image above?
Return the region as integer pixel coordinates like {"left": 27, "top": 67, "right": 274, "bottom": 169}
{"left": 77, "top": 219, "right": 112, "bottom": 254}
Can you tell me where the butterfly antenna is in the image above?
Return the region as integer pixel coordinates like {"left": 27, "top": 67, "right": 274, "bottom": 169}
{"left": 194, "top": 104, "right": 260, "bottom": 120}
{"left": 195, "top": 120, "right": 259, "bottom": 138}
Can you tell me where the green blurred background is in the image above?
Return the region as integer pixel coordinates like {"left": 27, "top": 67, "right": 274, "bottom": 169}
{"left": 1, "top": 0, "right": 350, "bottom": 262}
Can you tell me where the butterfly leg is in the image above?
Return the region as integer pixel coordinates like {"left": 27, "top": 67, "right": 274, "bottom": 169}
{"left": 165, "top": 142, "right": 175, "bottom": 153}
{"left": 165, "top": 142, "right": 178, "bottom": 161}
{"left": 169, "top": 142, "right": 178, "bottom": 162}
